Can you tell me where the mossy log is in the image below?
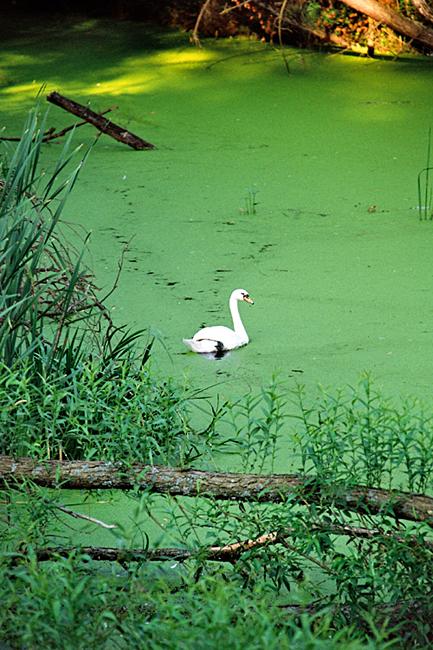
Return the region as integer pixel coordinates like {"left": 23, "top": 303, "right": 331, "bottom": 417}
{"left": 1, "top": 455, "right": 433, "bottom": 526}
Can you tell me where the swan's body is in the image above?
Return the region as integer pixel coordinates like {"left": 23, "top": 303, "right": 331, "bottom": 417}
{"left": 183, "top": 289, "right": 254, "bottom": 354}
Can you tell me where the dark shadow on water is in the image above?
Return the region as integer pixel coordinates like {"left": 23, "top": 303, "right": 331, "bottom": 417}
{"left": 180, "top": 349, "right": 231, "bottom": 361}
{"left": 202, "top": 349, "right": 231, "bottom": 361}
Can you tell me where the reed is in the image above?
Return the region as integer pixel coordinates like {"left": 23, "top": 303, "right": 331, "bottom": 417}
{"left": 0, "top": 109, "right": 145, "bottom": 378}
{"left": 242, "top": 188, "right": 258, "bottom": 215}
{"left": 417, "top": 127, "right": 433, "bottom": 220}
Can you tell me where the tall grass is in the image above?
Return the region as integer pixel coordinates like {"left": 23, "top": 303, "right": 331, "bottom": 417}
{"left": 1, "top": 110, "right": 86, "bottom": 369}
{"left": 0, "top": 560, "right": 390, "bottom": 650}
{"left": 0, "top": 109, "right": 144, "bottom": 378}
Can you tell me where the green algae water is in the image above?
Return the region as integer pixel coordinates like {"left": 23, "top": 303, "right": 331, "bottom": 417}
{"left": 2, "top": 17, "right": 433, "bottom": 545}
{"left": 2, "top": 19, "right": 433, "bottom": 400}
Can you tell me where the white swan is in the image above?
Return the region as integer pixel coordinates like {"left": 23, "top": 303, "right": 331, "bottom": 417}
{"left": 183, "top": 288, "right": 254, "bottom": 354}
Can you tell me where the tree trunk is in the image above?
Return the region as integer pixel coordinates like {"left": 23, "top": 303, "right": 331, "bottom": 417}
{"left": 46, "top": 92, "right": 156, "bottom": 150}
{"left": 339, "top": 0, "right": 433, "bottom": 49}
{"left": 1, "top": 455, "right": 433, "bottom": 526}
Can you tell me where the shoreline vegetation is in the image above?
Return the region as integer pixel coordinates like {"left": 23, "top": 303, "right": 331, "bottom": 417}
{"left": 1, "top": 106, "right": 432, "bottom": 646}
{"left": 4, "top": 0, "right": 433, "bottom": 57}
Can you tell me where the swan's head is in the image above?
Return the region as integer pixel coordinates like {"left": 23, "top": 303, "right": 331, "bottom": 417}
{"left": 231, "top": 288, "right": 254, "bottom": 304}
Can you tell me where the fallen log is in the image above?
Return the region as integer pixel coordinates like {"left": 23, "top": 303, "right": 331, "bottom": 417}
{"left": 1, "top": 455, "right": 433, "bottom": 526}
{"left": 339, "top": 0, "right": 433, "bottom": 50}
{"left": 46, "top": 92, "right": 155, "bottom": 150}
{"left": 252, "top": 0, "right": 433, "bottom": 51}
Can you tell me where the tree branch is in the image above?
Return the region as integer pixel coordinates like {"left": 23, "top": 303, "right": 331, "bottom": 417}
{"left": 51, "top": 503, "right": 117, "bottom": 529}
{"left": 17, "top": 518, "right": 433, "bottom": 566}
{"left": 46, "top": 92, "right": 156, "bottom": 150}
{"left": 191, "top": 0, "right": 214, "bottom": 46}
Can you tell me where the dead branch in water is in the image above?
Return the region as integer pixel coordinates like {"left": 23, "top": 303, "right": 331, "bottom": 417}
{"left": 46, "top": 92, "right": 155, "bottom": 150}
{"left": 0, "top": 107, "right": 116, "bottom": 143}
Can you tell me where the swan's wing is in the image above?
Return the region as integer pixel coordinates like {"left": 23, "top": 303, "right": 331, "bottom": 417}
{"left": 193, "top": 326, "right": 240, "bottom": 348}
{"left": 183, "top": 337, "right": 221, "bottom": 354}
{"left": 192, "top": 326, "right": 229, "bottom": 339}
{"left": 184, "top": 326, "right": 244, "bottom": 353}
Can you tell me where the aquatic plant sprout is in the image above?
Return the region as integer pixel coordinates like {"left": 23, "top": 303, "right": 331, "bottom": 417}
{"left": 417, "top": 127, "right": 433, "bottom": 220}
{"left": 241, "top": 188, "right": 258, "bottom": 215}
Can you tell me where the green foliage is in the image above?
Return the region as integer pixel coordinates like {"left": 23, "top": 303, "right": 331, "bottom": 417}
{"left": 132, "top": 378, "right": 433, "bottom": 646}
{"left": 241, "top": 188, "right": 258, "bottom": 216}
{"left": 0, "top": 554, "right": 121, "bottom": 649}
{"left": 2, "top": 376, "right": 433, "bottom": 647}
{"left": 221, "top": 377, "right": 286, "bottom": 473}
{"left": 0, "top": 555, "right": 397, "bottom": 650}
{"left": 290, "top": 375, "right": 433, "bottom": 492}
{"left": 0, "top": 109, "right": 87, "bottom": 369}
{"left": 0, "top": 360, "right": 197, "bottom": 465}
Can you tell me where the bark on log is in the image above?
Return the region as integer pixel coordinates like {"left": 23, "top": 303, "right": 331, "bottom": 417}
{"left": 1, "top": 455, "right": 433, "bottom": 526}
{"left": 412, "top": 0, "right": 433, "bottom": 23}
{"left": 46, "top": 92, "right": 155, "bottom": 150}
{"left": 34, "top": 545, "right": 203, "bottom": 563}
{"left": 339, "top": 0, "right": 433, "bottom": 49}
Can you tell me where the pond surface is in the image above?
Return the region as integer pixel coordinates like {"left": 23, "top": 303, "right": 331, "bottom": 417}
{"left": 2, "top": 19, "right": 433, "bottom": 401}
{"left": 2, "top": 17, "right": 433, "bottom": 544}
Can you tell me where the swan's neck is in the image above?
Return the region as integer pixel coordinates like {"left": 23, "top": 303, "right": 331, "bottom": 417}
{"left": 230, "top": 296, "right": 248, "bottom": 343}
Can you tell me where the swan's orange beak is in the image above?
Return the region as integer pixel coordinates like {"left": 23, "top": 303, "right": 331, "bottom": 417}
{"left": 243, "top": 295, "right": 254, "bottom": 305}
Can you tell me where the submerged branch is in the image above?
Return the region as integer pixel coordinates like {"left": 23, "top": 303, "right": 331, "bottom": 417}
{"left": 22, "top": 518, "right": 433, "bottom": 565}
{"left": 1, "top": 455, "right": 433, "bottom": 526}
